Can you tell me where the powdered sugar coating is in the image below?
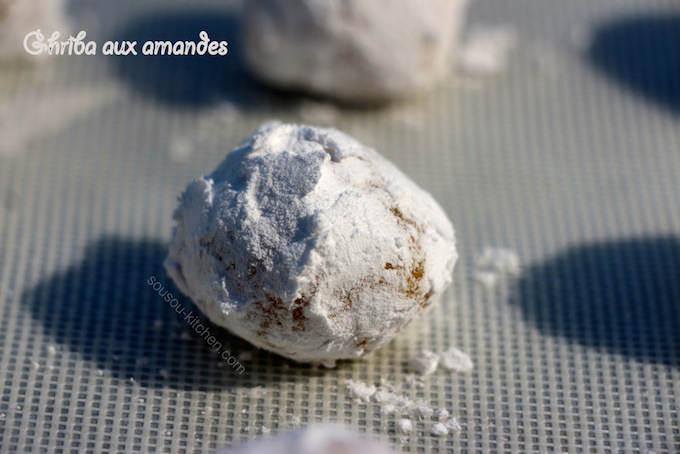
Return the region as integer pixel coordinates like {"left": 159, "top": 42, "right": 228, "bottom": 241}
{"left": 165, "top": 122, "right": 457, "bottom": 365}
{"left": 242, "top": 0, "right": 470, "bottom": 102}
{"left": 411, "top": 349, "right": 440, "bottom": 375}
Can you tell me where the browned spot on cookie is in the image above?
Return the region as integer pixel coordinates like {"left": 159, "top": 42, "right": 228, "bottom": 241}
{"left": 356, "top": 338, "right": 368, "bottom": 347}
{"left": 418, "top": 293, "right": 431, "bottom": 309}
{"left": 252, "top": 295, "right": 287, "bottom": 336}
{"left": 389, "top": 205, "right": 430, "bottom": 307}
{"left": 291, "top": 297, "right": 308, "bottom": 332}
{"left": 390, "top": 206, "right": 418, "bottom": 228}
{"left": 405, "top": 260, "right": 424, "bottom": 296}
{"left": 292, "top": 306, "right": 305, "bottom": 321}
{"left": 384, "top": 262, "right": 396, "bottom": 270}
{"left": 291, "top": 313, "right": 305, "bottom": 331}
{"left": 328, "top": 288, "right": 354, "bottom": 319}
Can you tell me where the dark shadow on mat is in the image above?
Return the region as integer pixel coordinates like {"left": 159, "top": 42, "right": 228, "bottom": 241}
{"left": 20, "top": 237, "right": 326, "bottom": 391}
{"left": 107, "top": 11, "right": 295, "bottom": 109}
{"left": 514, "top": 236, "right": 680, "bottom": 366}
{"left": 588, "top": 14, "right": 680, "bottom": 114}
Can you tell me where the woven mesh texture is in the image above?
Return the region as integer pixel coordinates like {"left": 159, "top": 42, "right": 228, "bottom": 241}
{"left": 1, "top": 0, "right": 679, "bottom": 452}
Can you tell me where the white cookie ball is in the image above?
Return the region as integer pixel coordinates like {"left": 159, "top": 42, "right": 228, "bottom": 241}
{"left": 242, "top": 0, "right": 470, "bottom": 103}
{"left": 165, "top": 122, "right": 457, "bottom": 366}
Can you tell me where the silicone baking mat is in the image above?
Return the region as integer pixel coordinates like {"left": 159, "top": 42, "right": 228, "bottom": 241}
{"left": 0, "top": 0, "right": 678, "bottom": 452}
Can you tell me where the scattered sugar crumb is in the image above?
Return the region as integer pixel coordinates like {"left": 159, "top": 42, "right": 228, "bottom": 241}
{"left": 379, "top": 377, "right": 396, "bottom": 390}
{"left": 435, "top": 409, "right": 450, "bottom": 420}
{"left": 47, "top": 345, "right": 57, "bottom": 356}
{"left": 474, "top": 247, "right": 520, "bottom": 288}
{"left": 444, "top": 418, "right": 462, "bottom": 432}
{"left": 410, "top": 347, "right": 472, "bottom": 375}
{"left": 288, "top": 415, "right": 301, "bottom": 427}
{"left": 153, "top": 320, "right": 163, "bottom": 330}
{"left": 179, "top": 331, "right": 193, "bottom": 341}
{"left": 261, "top": 426, "right": 271, "bottom": 434}
{"left": 474, "top": 270, "right": 499, "bottom": 288}
{"left": 459, "top": 25, "right": 517, "bottom": 76}
{"left": 430, "top": 423, "right": 449, "bottom": 436}
{"left": 413, "top": 404, "right": 434, "bottom": 418}
{"left": 395, "top": 419, "right": 412, "bottom": 434}
{"left": 375, "top": 389, "right": 418, "bottom": 415}
{"left": 345, "top": 380, "right": 439, "bottom": 418}
{"left": 96, "top": 369, "right": 104, "bottom": 376}
{"left": 345, "top": 380, "right": 377, "bottom": 402}
{"left": 404, "top": 374, "right": 425, "bottom": 388}
{"left": 411, "top": 349, "right": 439, "bottom": 375}
{"left": 158, "top": 369, "right": 168, "bottom": 379}
{"left": 439, "top": 347, "right": 474, "bottom": 373}
{"left": 31, "top": 361, "right": 40, "bottom": 370}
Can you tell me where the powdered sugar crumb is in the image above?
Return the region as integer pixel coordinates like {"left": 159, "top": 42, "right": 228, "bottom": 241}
{"left": 345, "top": 379, "right": 425, "bottom": 416}
{"left": 439, "top": 347, "right": 474, "bottom": 372}
{"left": 474, "top": 247, "right": 520, "bottom": 288}
{"left": 430, "top": 423, "right": 449, "bottom": 436}
{"left": 395, "top": 418, "right": 412, "bottom": 434}
{"left": 459, "top": 25, "right": 517, "bottom": 76}
{"left": 404, "top": 374, "right": 425, "bottom": 388}
{"left": 434, "top": 408, "right": 450, "bottom": 420}
{"left": 410, "top": 347, "right": 473, "bottom": 375}
{"left": 345, "top": 380, "right": 377, "bottom": 402}
{"left": 444, "top": 417, "right": 462, "bottom": 432}
{"left": 411, "top": 349, "right": 439, "bottom": 375}
{"left": 344, "top": 379, "right": 463, "bottom": 438}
